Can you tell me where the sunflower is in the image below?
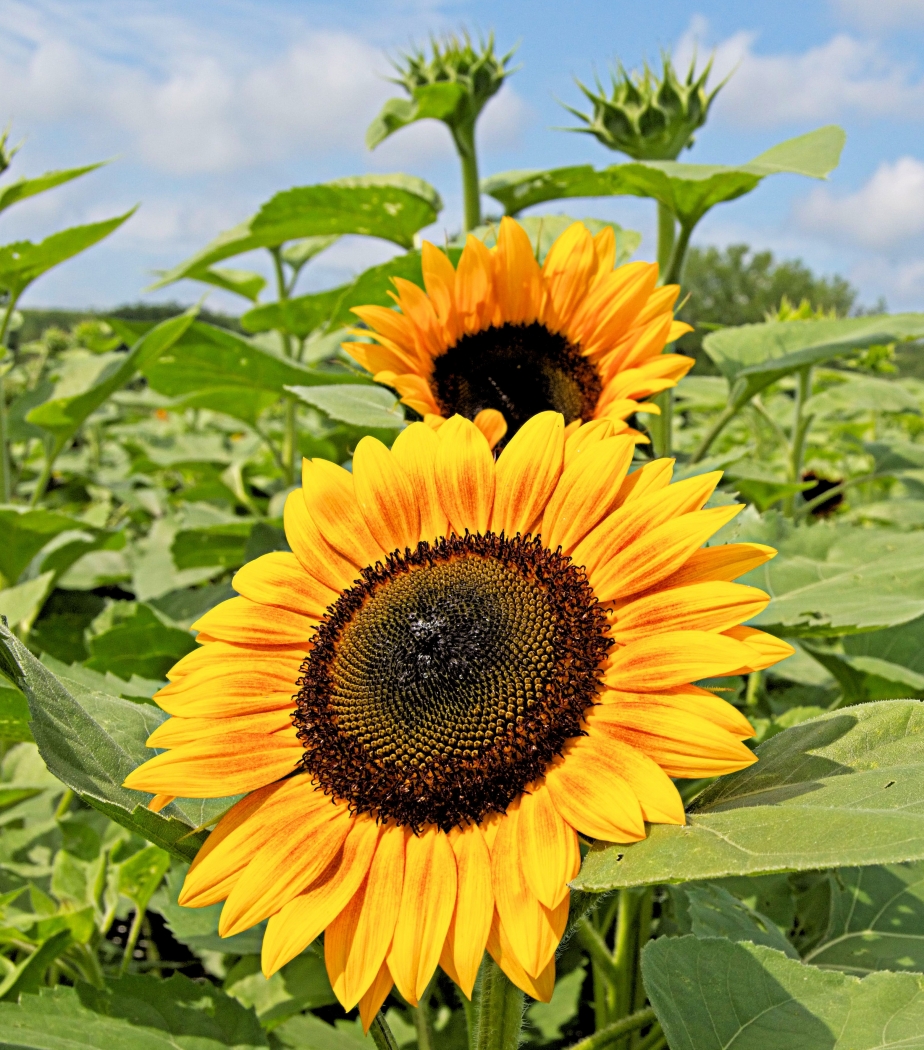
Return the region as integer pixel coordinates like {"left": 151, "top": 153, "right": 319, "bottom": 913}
{"left": 124, "top": 412, "right": 792, "bottom": 1027}
{"left": 345, "top": 217, "right": 694, "bottom": 447}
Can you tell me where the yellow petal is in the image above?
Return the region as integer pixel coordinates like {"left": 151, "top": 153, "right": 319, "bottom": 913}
{"left": 474, "top": 408, "right": 508, "bottom": 450}
{"left": 611, "top": 582, "right": 770, "bottom": 644}
{"left": 353, "top": 436, "right": 420, "bottom": 553}
{"left": 390, "top": 422, "right": 450, "bottom": 542}
{"left": 434, "top": 415, "right": 495, "bottom": 535}
{"left": 283, "top": 489, "right": 356, "bottom": 593}
{"left": 191, "top": 596, "right": 317, "bottom": 648}
{"left": 605, "top": 629, "right": 756, "bottom": 692}
{"left": 487, "top": 909, "right": 556, "bottom": 1002}
{"left": 545, "top": 743, "right": 645, "bottom": 843}
{"left": 358, "top": 960, "right": 394, "bottom": 1033}
{"left": 491, "top": 412, "right": 565, "bottom": 537}
{"left": 517, "top": 783, "right": 580, "bottom": 908}
{"left": 232, "top": 552, "right": 338, "bottom": 618}
{"left": 302, "top": 459, "right": 385, "bottom": 568}
{"left": 443, "top": 823, "right": 493, "bottom": 998}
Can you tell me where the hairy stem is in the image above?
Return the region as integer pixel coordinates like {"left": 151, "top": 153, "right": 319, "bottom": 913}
{"left": 785, "top": 366, "right": 814, "bottom": 515}
{"left": 564, "top": 1008, "right": 657, "bottom": 1050}
{"left": 612, "top": 890, "right": 637, "bottom": 1033}
{"left": 413, "top": 980, "right": 435, "bottom": 1050}
{"left": 474, "top": 955, "right": 525, "bottom": 1050}
{"left": 689, "top": 402, "right": 739, "bottom": 463}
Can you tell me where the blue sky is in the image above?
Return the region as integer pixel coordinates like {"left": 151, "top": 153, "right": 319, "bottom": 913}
{"left": 4, "top": 0, "right": 924, "bottom": 312}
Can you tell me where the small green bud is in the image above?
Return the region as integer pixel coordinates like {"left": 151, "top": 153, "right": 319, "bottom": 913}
{"left": 0, "top": 126, "right": 21, "bottom": 177}
{"left": 562, "top": 53, "right": 726, "bottom": 161}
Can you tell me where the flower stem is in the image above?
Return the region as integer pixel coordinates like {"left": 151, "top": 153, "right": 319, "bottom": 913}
{"left": 563, "top": 1008, "right": 657, "bottom": 1050}
{"left": 119, "top": 907, "right": 145, "bottom": 974}
{"left": 453, "top": 121, "right": 481, "bottom": 233}
{"left": 474, "top": 955, "right": 525, "bottom": 1050}
{"left": 414, "top": 979, "right": 435, "bottom": 1050}
{"left": 369, "top": 1012, "right": 400, "bottom": 1050}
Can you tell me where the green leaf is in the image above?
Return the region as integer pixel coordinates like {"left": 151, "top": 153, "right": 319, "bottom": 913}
{"left": 793, "top": 862, "right": 924, "bottom": 974}
{"left": 0, "top": 929, "right": 72, "bottom": 1002}
{"left": 0, "top": 684, "right": 34, "bottom": 743}
{"left": 666, "top": 883, "right": 797, "bottom": 957}
{"left": 461, "top": 215, "right": 641, "bottom": 266}
{"left": 750, "top": 547, "right": 924, "bottom": 637}
{"left": 0, "top": 163, "right": 104, "bottom": 215}
{"left": 273, "top": 1012, "right": 372, "bottom": 1050}
{"left": 848, "top": 500, "right": 924, "bottom": 530}
{"left": 118, "top": 844, "right": 170, "bottom": 912}
{"left": 526, "top": 963, "right": 586, "bottom": 1041}
{"left": 224, "top": 951, "right": 338, "bottom": 1027}
{"left": 142, "top": 322, "right": 365, "bottom": 403}
{"left": 281, "top": 234, "right": 340, "bottom": 271}
{"left": 642, "top": 935, "right": 924, "bottom": 1050}
{"left": 805, "top": 375, "right": 920, "bottom": 417}
{"left": 172, "top": 521, "right": 253, "bottom": 571}
{"left": 85, "top": 603, "right": 196, "bottom": 683}
{"left": 0, "top": 508, "right": 98, "bottom": 587}
{"left": 483, "top": 127, "right": 845, "bottom": 226}
{"left": 286, "top": 383, "right": 406, "bottom": 429}
{"left": 27, "top": 309, "right": 197, "bottom": 447}
{"left": 703, "top": 314, "right": 924, "bottom": 412}
{"left": 0, "top": 622, "right": 228, "bottom": 862}
{"left": 0, "top": 973, "right": 268, "bottom": 1049}
{"left": 0, "top": 572, "right": 55, "bottom": 630}
{"left": 181, "top": 265, "right": 267, "bottom": 302}
{"left": 575, "top": 701, "right": 924, "bottom": 890}
{"left": 150, "top": 175, "right": 442, "bottom": 288}
{"left": 152, "top": 864, "right": 264, "bottom": 955}
{"left": 0, "top": 211, "right": 134, "bottom": 299}
{"left": 367, "top": 81, "right": 468, "bottom": 148}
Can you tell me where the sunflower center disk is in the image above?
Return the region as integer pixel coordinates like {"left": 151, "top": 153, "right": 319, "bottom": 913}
{"left": 431, "top": 322, "right": 603, "bottom": 435}
{"left": 295, "top": 533, "right": 611, "bottom": 830}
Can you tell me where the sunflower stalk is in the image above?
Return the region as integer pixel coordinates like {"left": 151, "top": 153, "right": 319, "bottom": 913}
{"left": 473, "top": 955, "right": 525, "bottom": 1050}
{"left": 370, "top": 1012, "right": 401, "bottom": 1050}
{"left": 270, "top": 246, "right": 298, "bottom": 485}
{"left": 785, "top": 365, "right": 814, "bottom": 514}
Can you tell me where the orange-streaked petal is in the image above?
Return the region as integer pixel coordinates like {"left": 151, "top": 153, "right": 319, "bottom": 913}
{"left": 518, "top": 783, "right": 580, "bottom": 909}
{"left": 260, "top": 815, "right": 380, "bottom": 977}
{"left": 474, "top": 408, "right": 508, "bottom": 450}
{"left": 391, "top": 422, "right": 450, "bottom": 543}
{"left": 724, "top": 626, "right": 796, "bottom": 672}
{"left": 605, "top": 630, "right": 756, "bottom": 692}
{"left": 545, "top": 743, "right": 645, "bottom": 843}
{"left": 302, "top": 459, "right": 386, "bottom": 568}
{"left": 491, "top": 412, "right": 565, "bottom": 537}
{"left": 358, "top": 960, "right": 394, "bottom": 1033}
{"left": 353, "top": 436, "right": 420, "bottom": 554}
{"left": 443, "top": 823, "right": 493, "bottom": 998}
{"left": 232, "top": 552, "right": 338, "bottom": 618}
{"left": 326, "top": 824, "right": 407, "bottom": 1010}
{"left": 653, "top": 543, "right": 777, "bottom": 589}
{"left": 387, "top": 826, "right": 457, "bottom": 1005}
{"left": 435, "top": 415, "right": 495, "bottom": 535}
{"left": 611, "top": 582, "right": 770, "bottom": 643}
{"left": 283, "top": 489, "right": 356, "bottom": 593}
{"left": 487, "top": 910, "right": 556, "bottom": 1002}
{"left": 191, "top": 597, "right": 317, "bottom": 648}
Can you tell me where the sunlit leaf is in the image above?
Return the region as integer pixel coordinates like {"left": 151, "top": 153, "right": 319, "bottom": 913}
{"left": 150, "top": 175, "right": 442, "bottom": 288}
{"left": 286, "top": 383, "right": 406, "bottom": 428}
{"left": 367, "top": 81, "right": 468, "bottom": 148}
{"left": 180, "top": 265, "right": 267, "bottom": 302}
{"left": 575, "top": 701, "right": 924, "bottom": 890}
{"left": 0, "top": 162, "right": 104, "bottom": 215}
{"left": 643, "top": 935, "right": 924, "bottom": 1050}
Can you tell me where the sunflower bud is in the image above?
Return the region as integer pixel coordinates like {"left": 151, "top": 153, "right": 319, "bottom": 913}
{"left": 563, "top": 53, "right": 724, "bottom": 161}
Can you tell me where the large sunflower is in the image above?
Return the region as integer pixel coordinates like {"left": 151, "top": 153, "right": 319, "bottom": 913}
{"left": 345, "top": 217, "right": 694, "bottom": 447}
{"left": 125, "top": 413, "right": 791, "bottom": 1027}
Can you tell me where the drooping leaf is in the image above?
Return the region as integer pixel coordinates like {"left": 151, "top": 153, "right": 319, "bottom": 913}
{"left": 805, "top": 374, "right": 921, "bottom": 417}
{"left": 483, "top": 127, "right": 845, "bottom": 227}
{"left": 27, "top": 309, "right": 198, "bottom": 447}
{"left": 642, "top": 935, "right": 924, "bottom": 1050}
{"left": 703, "top": 314, "right": 924, "bottom": 413}
{"left": 0, "top": 162, "right": 104, "bottom": 215}
{"left": 575, "top": 701, "right": 924, "bottom": 890}
{"left": 367, "top": 81, "right": 468, "bottom": 148}
{"left": 0, "top": 211, "right": 134, "bottom": 300}
{"left": 224, "top": 951, "right": 338, "bottom": 1027}
{"left": 286, "top": 383, "right": 406, "bottom": 429}
{"left": 0, "top": 507, "right": 101, "bottom": 586}
{"left": 0, "top": 622, "right": 229, "bottom": 862}
{"left": 172, "top": 521, "right": 253, "bottom": 571}
{"left": 0, "top": 973, "right": 268, "bottom": 1049}
{"left": 150, "top": 175, "right": 442, "bottom": 288}
{"left": 848, "top": 500, "right": 924, "bottom": 530}
{"left": 181, "top": 265, "right": 267, "bottom": 302}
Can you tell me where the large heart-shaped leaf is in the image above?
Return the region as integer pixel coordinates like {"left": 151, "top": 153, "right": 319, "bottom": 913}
{"left": 150, "top": 174, "right": 442, "bottom": 289}
{"left": 0, "top": 973, "right": 268, "bottom": 1049}
{"left": 575, "top": 701, "right": 924, "bottom": 891}
{"left": 642, "top": 935, "right": 924, "bottom": 1050}
{"left": 286, "top": 383, "right": 406, "bottom": 429}
{"left": 0, "top": 622, "right": 229, "bottom": 862}
{"left": 483, "top": 127, "right": 844, "bottom": 227}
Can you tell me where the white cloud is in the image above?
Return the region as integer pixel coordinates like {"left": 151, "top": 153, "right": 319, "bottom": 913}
{"left": 797, "top": 156, "right": 924, "bottom": 248}
{"left": 1, "top": 1, "right": 529, "bottom": 176}
{"left": 676, "top": 16, "right": 924, "bottom": 127}
{"left": 833, "top": 0, "right": 924, "bottom": 31}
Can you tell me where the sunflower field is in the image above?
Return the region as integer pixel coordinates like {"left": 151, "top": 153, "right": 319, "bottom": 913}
{"left": 2, "top": 34, "right": 924, "bottom": 1050}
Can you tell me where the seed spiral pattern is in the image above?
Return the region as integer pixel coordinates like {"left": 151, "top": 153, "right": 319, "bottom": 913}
{"left": 431, "top": 322, "right": 602, "bottom": 439}
{"left": 294, "top": 533, "right": 611, "bottom": 830}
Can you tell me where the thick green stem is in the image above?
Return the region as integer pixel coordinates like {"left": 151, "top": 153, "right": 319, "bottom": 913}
{"left": 664, "top": 222, "right": 694, "bottom": 288}
{"left": 612, "top": 890, "right": 637, "bottom": 1027}
{"left": 369, "top": 1013, "right": 400, "bottom": 1050}
{"left": 474, "top": 955, "right": 525, "bottom": 1050}
{"left": 413, "top": 981, "right": 435, "bottom": 1050}
{"left": 745, "top": 669, "right": 763, "bottom": 708}
{"left": 631, "top": 890, "right": 654, "bottom": 1020}
{"left": 453, "top": 121, "right": 481, "bottom": 233}
{"left": 784, "top": 366, "right": 814, "bottom": 516}
{"left": 655, "top": 203, "right": 675, "bottom": 277}
{"left": 0, "top": 297, "right": 20, "bottom": 503}
{"left": 793, "top": 471, "right": 882, "bottom": 520}
{"left": 577, "top": 918, "right": 619, "bottom": 1026}
{"left": 29, "top": 441, "right": 58, "bottom": 508}
{"left": 564, "top": 1008, "right": 657, "bottom": 1050}
{"left": 270, "top": 247, "right": 298, "bottom": 484}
